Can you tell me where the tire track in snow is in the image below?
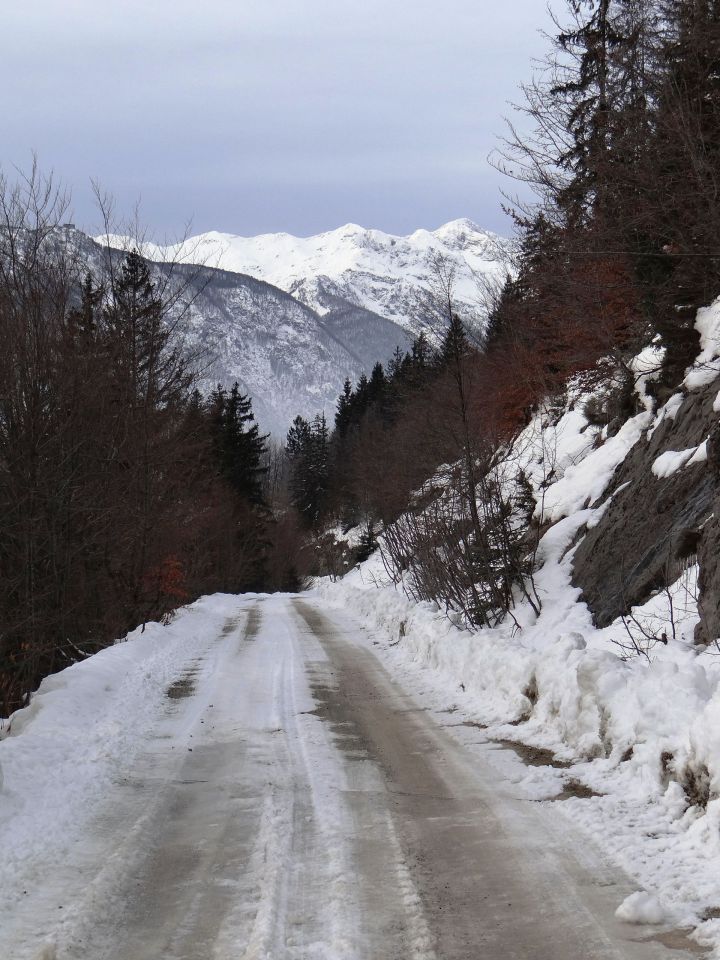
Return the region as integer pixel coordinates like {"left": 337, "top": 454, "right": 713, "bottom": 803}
{"left": 292, "top": 600, "right": 438, "bottom": 960}
{"left": 24, "top": 601, "right": 264, "bottom": 960}
{"left": 292, "top": 597, "right": 698, "bottom": 960}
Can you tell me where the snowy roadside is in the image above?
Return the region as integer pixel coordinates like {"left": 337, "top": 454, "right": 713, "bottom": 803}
{"left": 1, "top": 592, "right": 385, "bottom": 960}
{"left": 0, "top": 593, "right": 249, "bottom": 936}
{"left": 316, "top": 548, "right": 720, "bottom": 952}
{"left": 317, "top": 299, "right": 720, "bottom": 956}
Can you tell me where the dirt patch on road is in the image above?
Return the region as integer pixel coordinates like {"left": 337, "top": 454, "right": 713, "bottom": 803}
{"left": 243, "top": 606, "right": 262, "bottom": 641}
{"left": 166, "top": 673, "right": 197, "bottom": 700}
{"left": 641, "top": 929, "right": 706, "bottom": 956}
{"left": 496, "top": 739, "right": 572, "bottom": 769}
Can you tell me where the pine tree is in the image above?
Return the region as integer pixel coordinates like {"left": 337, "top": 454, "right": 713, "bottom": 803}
{"left": 286, "top": 414, "right": 311, "bottom": 460}
{"left": 286, "top": 412, "right": 330, "bottom": 527}
{"left": 335, "top": 378, "right": 354, "bottom": 437}
{"left": 367, "top": 362, "right": 386, "bottom": 400}
{"left": 286, "top": 415, "right": 312, "bottom": 523}
{"left": 308, "top": 412, "right": 330, "bottom": 522}
{"left": 387, "top": 346, "right": 405, "bottom": 379}
{"left": 439, "top": 314, "right": 470, "bottom": 368}
{"left": 648, "top": 0, "right": 720, "bottom": 384}
{"left": 411, "top": 332, "right": 432, "bottom": 373}
{"left": 209, "top": 383, "right": 268, "bottom": 506}
{"left": 553, "top": 0, "right": 620, "bottom": 222}
{"left": 99, "top": 250, "right": 195, "bottom": 621}
{"left": 103, "top": 250, "right": 190, "bottom": 410}
{"left": 68, "top": 272, "right": 102, "bottom": 345}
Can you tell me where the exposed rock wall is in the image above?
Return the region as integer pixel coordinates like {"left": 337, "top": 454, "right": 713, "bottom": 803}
{"left": 571, "top": 379, "right": 720, "bottom": 632}
{"left": 696, "top": 421, "right": 720, "bottom": 644}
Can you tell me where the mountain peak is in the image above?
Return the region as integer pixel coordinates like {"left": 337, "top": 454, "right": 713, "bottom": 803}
{"left": 433, "top": 217, "right": 486, "bottom": 236}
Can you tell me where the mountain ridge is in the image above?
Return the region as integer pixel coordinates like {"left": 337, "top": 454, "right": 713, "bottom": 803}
{"left": 98, "top": 219, "right": 507, "bottom": 335}
{"left": 89, "top": 219, "right": 506, "bottom": 432}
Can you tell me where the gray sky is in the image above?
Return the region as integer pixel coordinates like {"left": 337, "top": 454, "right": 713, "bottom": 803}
{"left": 1, "top": 1, "right": 556, "bottom": 238}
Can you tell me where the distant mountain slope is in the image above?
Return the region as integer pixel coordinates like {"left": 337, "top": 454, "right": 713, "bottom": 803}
{"left": 162, "top": 262, "right": 412, "bottom": 434}
{"left": 65, "top": 228, "right": 412, "bottom": 435}
{"left": 103, "top": 219, "right": 507, "bottom": 337}
{"left": 92, "top": 219, "right": 507, "bottom": 433}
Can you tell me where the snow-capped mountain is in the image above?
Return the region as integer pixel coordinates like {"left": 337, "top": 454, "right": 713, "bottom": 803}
{"left": 109, "top": 219, "right": 507, "bottom": 337}
{"left": 92, "top": 220, "right": 506, "bottom": 433}
{"left": 157, "top": 262, "right": 411, "bottom": 435}
{"left": 64, "top": 228, "right": 412, "bottom": 435}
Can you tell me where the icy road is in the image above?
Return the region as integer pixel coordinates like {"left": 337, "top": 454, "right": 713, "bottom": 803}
{"left": 0, "top": 595, "right": 702, "bottom": 959}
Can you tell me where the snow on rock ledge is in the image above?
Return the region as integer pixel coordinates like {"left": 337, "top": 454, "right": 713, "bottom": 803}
{"left": 540, "top": 411, "right": 651, "bottom": 523}
{"left": 685, "top": 297, "right": 720, "bottom": 390}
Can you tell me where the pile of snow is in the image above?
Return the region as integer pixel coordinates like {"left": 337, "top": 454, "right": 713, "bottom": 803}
{"left": 538, "top": 409, "right": 651, "bottom": 523}
{"left": 685, "top": 299, "right": 720, "bottom": 389}
{"left": 652, "top": 443, "right": 708, "bottom": 478}
{"left": 615, "top": 891, "right": 668, "bottom": 925}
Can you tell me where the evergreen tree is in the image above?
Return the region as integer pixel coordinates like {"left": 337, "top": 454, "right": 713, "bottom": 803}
{"left": 367, "top": 362, "right": 386, "bottom": 401}
{"left": 647, "top": 0, "right": 720, "bottom": 383}
{"left": 286, "top": 414, "right": 311, "bottom": 460}
{"left": 103, "top": 249, "right": 190, "bottom": 410}
{"left": 68, "top": 272, "right": 102, "bottom": 345}
{"left": 483, "top": 276, "right": 518, "bottom": 351}
{"left": 553, "top": 0, "right": 620, "bottom": 222}
{"left": 308, "top": 412, "right": 330, "bottom": 521}
{"left": 209, "top": 383, "right": 268, "bottom": 506}
{"left": 335, "top": 378, "right": 354, "bottom": 437}
{"left": 353, "top": 373, "right": 370, "bottom": 422}
{"left": 387, "top": 345, "right": 405, "bottom": 379}
{"left": 286, "top": 414, "right": 312, "bottom": 523}
{"left": 410, "top": 332, "right": 432, "bottom": 376}
{"left": 286, "top": 412, "right": 330, "bottom": 527}
{"left": 439, "top": 314, "right": 470, "bottom": 368}
{"left": 366, "top": 362, "right": 389, "bottom": 422}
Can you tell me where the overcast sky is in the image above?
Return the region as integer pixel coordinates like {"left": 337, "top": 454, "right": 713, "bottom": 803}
{"left": 1, "top": 1, "right": 556, "bottom": 238}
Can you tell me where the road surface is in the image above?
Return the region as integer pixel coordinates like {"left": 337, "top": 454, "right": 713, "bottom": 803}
{"left": 1, "top": 595, "right": 703, "bottom": 959}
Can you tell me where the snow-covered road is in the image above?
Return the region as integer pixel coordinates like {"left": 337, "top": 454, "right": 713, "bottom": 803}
{"left": 0, "top": 595, "right": 702, "bottom": 959}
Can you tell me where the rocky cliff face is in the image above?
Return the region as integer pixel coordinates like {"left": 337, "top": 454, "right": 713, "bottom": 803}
{"left": 696, "top": 422, "right": 720, "bottom": 644}
{"left": 572, "top": 377, "right": 720, "bottom": 641}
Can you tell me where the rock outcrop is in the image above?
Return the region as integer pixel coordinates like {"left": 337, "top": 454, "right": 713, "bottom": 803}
{"left": 572, "top": 379, "right": 720, "bottom": 632}
{"left": 695, "top": 420, "right": 720, "bottom": 644}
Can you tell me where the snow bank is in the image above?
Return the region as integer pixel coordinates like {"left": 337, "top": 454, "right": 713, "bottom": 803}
{"left": 540, "top": 411, "right": 651, "bottom": 522}
{"left": 319, "top": 325, "right": 720, "bottom": 948}
{"left": 318, "top": 544, "right": 720, "bottom": 943}
{"left": 0, "top": 594, "right": 248, "bottom": 917}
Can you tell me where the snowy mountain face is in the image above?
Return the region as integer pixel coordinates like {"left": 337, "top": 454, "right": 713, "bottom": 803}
{"left": 60, "top": 229, "right": 410, "bottom": 435}
{"left": 161, "top": 263, "right": 411, "bottom": 435}
{"left": 113, "top": 219, "right": 507, "bottom": 338}
{"left": 92, "top": 220, "right": 506, "bottom": 433}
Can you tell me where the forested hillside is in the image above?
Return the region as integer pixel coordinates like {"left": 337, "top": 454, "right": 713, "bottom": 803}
{"left": 0, "top": 179, "right": 290, "bottom": 714}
